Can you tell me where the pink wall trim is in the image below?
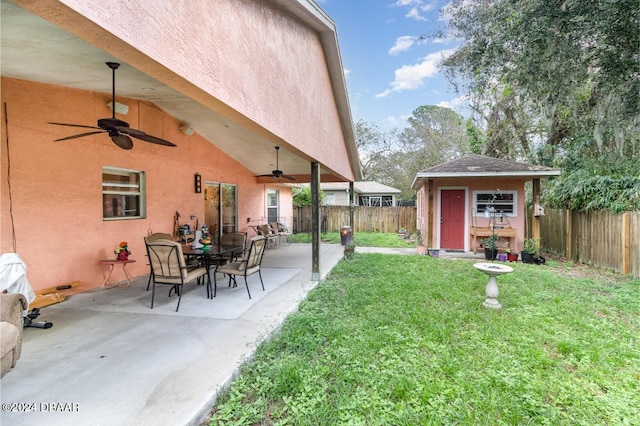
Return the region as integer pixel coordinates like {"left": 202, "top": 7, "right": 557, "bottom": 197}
{"left": 1, "top": 77, "right": 291, "bottom": 292}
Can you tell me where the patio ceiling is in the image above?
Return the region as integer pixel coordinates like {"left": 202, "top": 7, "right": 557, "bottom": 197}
{"left": 1, "top": 0, "right": 356, "bottom": 182}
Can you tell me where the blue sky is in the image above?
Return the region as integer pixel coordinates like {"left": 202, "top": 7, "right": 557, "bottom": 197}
{"left": 318, "top": 0, "right": 467, "bottom": 130}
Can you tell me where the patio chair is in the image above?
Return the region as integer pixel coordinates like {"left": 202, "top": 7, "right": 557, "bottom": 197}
{"left": 146, "top": 239, "right": 208, "bottom": 311}
{"left": 257, "top": 224, "right": 278, "bottom": 248}
{"left": 144, "top": 233, "right": 173, "bottom": 291}
{"left": 217, "top": 236, "right": 267, "bottom": 299}
{"left": 271, "top": 222, "right": 292, "bottom": 246}
{"left": 219, "top": 232, "right": 247, "bottom": 263}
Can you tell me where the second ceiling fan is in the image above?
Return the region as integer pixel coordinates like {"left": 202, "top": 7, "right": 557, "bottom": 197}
{"left": 256, "top": 146, "right": 296, "bottom": 181}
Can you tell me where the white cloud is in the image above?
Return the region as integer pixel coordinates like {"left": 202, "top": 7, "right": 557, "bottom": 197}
{"left": 343, "top": 68, "right": 351, "bottom": 78}
{"left": 436, "top": 95, "right": 468, "bottom": 110}
{"left": 375, "top": 48, "right": 456, "bottom": 98}
{"left": 406, "top": 7, "right": 427, "bottom": 21}
{"left": 389, "top": 36, "right": 416, "bottom": 55}
{"left": 392, "top": 0, "right": 421, "bottom": 6}
{"left": 392, "top": 0, "right": 437, "bottom": 21}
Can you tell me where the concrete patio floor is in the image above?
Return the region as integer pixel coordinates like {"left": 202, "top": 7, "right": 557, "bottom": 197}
{"left": 1, "top": 243, "right": 482, "bottom": 426}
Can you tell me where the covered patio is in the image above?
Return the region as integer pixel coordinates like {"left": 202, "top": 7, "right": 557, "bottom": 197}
{"left": 1, "top": 243, "right": 345, "bottom": 426}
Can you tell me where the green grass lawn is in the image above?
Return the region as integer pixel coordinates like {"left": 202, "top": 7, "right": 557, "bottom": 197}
{"left": 290, "top": 231, "right": 417, "bottom": 248}
{"left": 209, "top": 253, "right": 639, "bottom": 425}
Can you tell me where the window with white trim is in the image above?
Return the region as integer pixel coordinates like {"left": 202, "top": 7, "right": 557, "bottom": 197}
{"left": 102, "top": 167, "right": 145, "bottom": 219}
{"left": 267, "top": 189, "right": 279, "bottom": 223}
{"left": 473, "top": 190, "right": 517, "bottom": 216}
{"left": 324, "top": 193, "right": 336, "bottom": 205}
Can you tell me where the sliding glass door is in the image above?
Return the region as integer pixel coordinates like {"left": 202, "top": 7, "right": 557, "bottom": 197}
{"left": 204, "top": 183, "right": 237, "bottom": 243}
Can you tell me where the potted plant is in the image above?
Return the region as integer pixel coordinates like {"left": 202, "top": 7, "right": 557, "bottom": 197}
{"left": 506, "top": 249, "right": 519, "bottom": 263}
{"left": 482, "top": 234, "right": 501, "bottom": 260}
{"left": 415, "top": 230, "right": 427, "bottom": 255}
{"left": 344, "top": 242, "right": 355, "bottom": 260}
{"left": 521, "top": 238, "right": 545, "bottom": 264}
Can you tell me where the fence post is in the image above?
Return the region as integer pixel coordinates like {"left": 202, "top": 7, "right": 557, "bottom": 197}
{"left": 565, "top": 209, "right": 572, "bottom": 259}
{"left": 622, "top": 212, "right": 630, "bottom": 275}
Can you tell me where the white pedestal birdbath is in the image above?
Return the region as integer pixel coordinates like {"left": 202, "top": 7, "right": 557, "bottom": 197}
{"left": 473, "top": 262, "right": 514, "bottom": 309}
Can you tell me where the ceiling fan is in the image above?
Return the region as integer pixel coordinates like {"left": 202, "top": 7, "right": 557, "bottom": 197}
{"left": 48, "top": 62, "right": 177, "bottom": 150}
{"left": 256, "top": 146, "right": 296, "bottom": 181}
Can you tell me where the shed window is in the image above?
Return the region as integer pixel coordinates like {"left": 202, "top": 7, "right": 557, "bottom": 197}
{"left": 473, "top": 191, "right": 516, "bottom": 216}
{"left": 102, "top": 167, "right": 145, "bottom": 220}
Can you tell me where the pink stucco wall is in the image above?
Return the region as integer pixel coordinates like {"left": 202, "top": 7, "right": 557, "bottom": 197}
{"left": 417, "top": 177, "right": 528, "bottom": 251}
{"left": 1, "top": 77, "right": 291, "bottom": 292}
{"left": 22, "top": 0, "right": 354, "bottom": 181}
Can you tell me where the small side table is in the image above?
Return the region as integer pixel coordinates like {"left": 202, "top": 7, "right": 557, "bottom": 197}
{"left": 100, "top": 259, "right": 136, "bottom": 288}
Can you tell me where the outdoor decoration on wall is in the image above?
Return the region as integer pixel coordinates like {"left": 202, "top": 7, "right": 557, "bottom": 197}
{"left": 48, "top": 62, "right": 177, "bottom": 150}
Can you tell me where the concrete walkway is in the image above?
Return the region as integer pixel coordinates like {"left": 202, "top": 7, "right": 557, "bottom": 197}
{"left": 0, "top": 244, "right": 482, "bottom": 425}
{"left": 1, "top": 243, "right": 346, "bottom": 426}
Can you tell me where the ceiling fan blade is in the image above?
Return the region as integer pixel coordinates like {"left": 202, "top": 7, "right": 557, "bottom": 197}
{"left": 128, "top": 132, "right": 177, "bottom": 147}
{"left": 49, "top": 122, "right": 102, "bottom": 130}
{"left": 114, "top": 125, "right": 145, "bottom": 136}
{"left": 110, "top": 134, "right": 134, "bottom": 150}
{"left": 256, "top": 174, "right": 277, "bottom": 178}
{"left": 54, "top": 130, "right": 105, "bottom": 142}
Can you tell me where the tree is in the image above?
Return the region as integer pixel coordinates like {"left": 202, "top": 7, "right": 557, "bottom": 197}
{"left": 440, "top": 0, "right": 639, "bottom": 160}
{"left": 398, "top": 105, "right": 469, "bottom": 162}
{"left": 437, "top": 0, "right": 639, "bottom": 211}
{"left": 292, "top": 187, "right": 324, "bottom": 207}
{"left": 351, "top": 107, "right": 471, "bottom": 200}
{"left": 353, "top": 119, "right": 393, "bottom": 181}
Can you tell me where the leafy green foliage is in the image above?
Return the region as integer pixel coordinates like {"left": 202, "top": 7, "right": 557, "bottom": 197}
{"left": 209, "top": 255, "right": 640, "bottom": 425}
{"left": 441, "top": 0, "right": 639, "bottom": 157}
{"left": 545, "top": 154, "right": 640, "bottom": 212}
{"left": 292, "top": 187, "right": 324, "bottom": 207}
{"left": 522, "top": 238, "right": 540, "bottom": 255}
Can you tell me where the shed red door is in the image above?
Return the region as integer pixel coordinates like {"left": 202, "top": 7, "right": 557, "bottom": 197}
{"left": 440, "top": 190, "right": 465, "bottom": 249}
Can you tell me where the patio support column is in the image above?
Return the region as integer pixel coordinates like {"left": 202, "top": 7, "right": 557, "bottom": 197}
{"left": 311, "top": 162, "right": 320, "bottom": 281}
{"left": 532, "top": 178, "right": 541, "bottom": 242}
{"left": 349, "top": 181, "right": 355, "bottom": 231}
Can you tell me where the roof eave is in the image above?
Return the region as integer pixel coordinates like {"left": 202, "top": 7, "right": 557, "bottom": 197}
{"left": 411, "top": 170, "right": 562, "bottom": 190}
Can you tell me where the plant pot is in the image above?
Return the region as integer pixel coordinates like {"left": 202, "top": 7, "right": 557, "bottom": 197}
{"left": 117, "top": 251, "right": 129, "bottom": 261}
{"left": 521, "top": 252, "right": 536, "bottom": 264}
{"left": 484, "top": 248, "right": 498, "bottom": 260}
{"left": 428, "top": 248, "right": 440, "bottom": 257}
{"left": 506, "top": 252, "right": 519, "bottom": 262}
{"left": 343, "top": 245, "right": 355, "bottom": 260}
{"left": 497, "top": 253, "right": 507, "bottom": 262}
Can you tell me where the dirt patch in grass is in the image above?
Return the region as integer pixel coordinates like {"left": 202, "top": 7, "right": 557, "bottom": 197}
{"left": 543, "top": 252, "right": 635, "bottom": 284}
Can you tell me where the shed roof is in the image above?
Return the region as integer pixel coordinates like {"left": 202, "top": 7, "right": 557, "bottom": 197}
{"left": 412, "top": 154, "right": 561, "bottom": 189}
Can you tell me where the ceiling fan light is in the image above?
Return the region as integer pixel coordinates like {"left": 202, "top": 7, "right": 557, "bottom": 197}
{"left": 179, "top": 124, "right": 194, "bottom": 136}
{"left": 107, "top": 101, "right": 129, "bottom": 115}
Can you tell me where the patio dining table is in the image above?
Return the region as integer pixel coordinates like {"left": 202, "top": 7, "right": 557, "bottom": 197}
{"left": 182, "top": 245, "right": 244, "bottom": 298}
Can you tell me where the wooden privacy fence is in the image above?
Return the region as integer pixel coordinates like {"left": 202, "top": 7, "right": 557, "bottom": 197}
{"left": 293, "top": 206, "right": 416, "bottom": 234}
{"left": 539, "top": 209, "right": 639, "bottom": 278}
